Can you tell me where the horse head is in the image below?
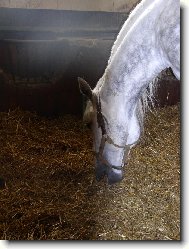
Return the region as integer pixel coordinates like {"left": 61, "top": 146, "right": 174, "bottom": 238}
{"left": 78, "top": 77, "right": 131, "bottom": 184}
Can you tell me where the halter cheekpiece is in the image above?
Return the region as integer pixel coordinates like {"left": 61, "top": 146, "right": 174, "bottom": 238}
{"left": 93, "top": 94, "right": 130, "bottom": 171}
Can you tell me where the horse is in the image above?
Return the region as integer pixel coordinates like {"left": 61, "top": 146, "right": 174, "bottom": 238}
{"left": 78, "top": 0, "right": 180, "bottom": 184}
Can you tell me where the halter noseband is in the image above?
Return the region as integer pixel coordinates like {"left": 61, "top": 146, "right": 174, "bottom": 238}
{"left": 93, "top": 94, "right": 130, "bottom": 171}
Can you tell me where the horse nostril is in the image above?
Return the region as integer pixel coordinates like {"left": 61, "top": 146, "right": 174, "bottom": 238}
{"left": 95, "top": 165, "right": 106, "bottom": 181}
{"left": 107, "top": 170, "right": 123, "bottom": 185}
{"left": 95, "top": 160, "right": 107, "bottom": 181}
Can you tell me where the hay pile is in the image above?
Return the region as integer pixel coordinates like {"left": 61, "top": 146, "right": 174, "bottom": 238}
{"left": 0, "top": 105, "right": 180, "bottom": 240}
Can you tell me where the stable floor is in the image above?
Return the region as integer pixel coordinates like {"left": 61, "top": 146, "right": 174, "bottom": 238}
{"left": 0, "top": 105, "right": 180, "bottom": 240}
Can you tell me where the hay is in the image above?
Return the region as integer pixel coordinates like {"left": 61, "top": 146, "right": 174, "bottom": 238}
{"left": 0, "top": 105, "right": 180, "bottom": 240}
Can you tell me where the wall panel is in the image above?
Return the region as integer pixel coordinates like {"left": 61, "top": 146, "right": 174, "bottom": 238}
{"left": 0, "top": 0, "right": 139, "bottom": 12}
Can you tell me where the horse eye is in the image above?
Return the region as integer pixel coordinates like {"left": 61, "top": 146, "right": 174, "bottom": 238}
{"left": 86, "top": 122, "right": 92, "bottom": 129}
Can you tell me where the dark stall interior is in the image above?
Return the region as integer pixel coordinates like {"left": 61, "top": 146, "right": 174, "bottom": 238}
{"left": 0, "top": 8, "right": 126, "bottom": 117}
{"left": 0, "top": 7, "right": 180, "bottom": 117}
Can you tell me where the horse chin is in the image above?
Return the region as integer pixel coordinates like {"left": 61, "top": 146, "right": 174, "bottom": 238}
{"left": 107, "top": 169, "right": 123, "bottom": 185}
{"left": 95, "top": 160, "right": 123, "bottom": 184}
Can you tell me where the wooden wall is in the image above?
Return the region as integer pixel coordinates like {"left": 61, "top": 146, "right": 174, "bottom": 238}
{"left": 0, "top": 0, "right": 139, "bottom": 12}
{"left": 0, "top": 1, "right": 180, "bottom": 116}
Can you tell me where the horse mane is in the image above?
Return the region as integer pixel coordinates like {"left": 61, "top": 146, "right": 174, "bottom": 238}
{"left": 138, "top": 67, "right": 176, "bottom": 127}
{"left": 109, "top": 0, "right": 155, "bottom": 64}
{"left": 94, "top": 0, "right": 155, "bottom": 95}
{"left": 136, "top": 74, "right": 160, "bottom": 131}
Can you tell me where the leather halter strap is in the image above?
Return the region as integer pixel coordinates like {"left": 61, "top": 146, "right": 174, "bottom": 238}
{"left": 94, "top": 134, "right": 130, "bottom": 171}
{"left": 93, "top": 94, "right": 130, "bottom": 171}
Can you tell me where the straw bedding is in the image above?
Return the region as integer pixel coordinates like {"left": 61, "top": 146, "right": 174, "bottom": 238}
{"left": 0, "top": 105, "right": 180, "bottom": 240}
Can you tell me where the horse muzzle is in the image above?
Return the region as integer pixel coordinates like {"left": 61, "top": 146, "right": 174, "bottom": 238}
{"left": 95, "top": 159, "right": 123, "bottom": 185}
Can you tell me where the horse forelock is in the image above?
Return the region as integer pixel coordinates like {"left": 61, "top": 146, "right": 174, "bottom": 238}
{"left": 83, "top": 100, "right": 93, "bottom": 124}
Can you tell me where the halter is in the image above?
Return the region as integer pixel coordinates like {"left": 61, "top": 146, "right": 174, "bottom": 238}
{"left": 93, "top": 94, "right": 130, "bottom": 171}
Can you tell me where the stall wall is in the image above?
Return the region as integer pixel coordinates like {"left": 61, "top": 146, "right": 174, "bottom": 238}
{"left": 0, "top": 0, "right": 139, "bottom": 12}
{"left": 0, "top": 1, "right": 180, "bottom": 117}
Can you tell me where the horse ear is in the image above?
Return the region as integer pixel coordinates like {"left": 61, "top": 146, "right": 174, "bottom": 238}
{"left": 78, "top": 77, "right": 93, "bottom": 100}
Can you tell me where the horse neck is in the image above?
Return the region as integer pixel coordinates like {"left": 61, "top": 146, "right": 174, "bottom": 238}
{"left": 109, "top": 0, "right": 155, "bottom": 64}
{"left": 98, "top": 47, "right": 166, "bottom": 146}
{"left": 99, "top": 1, "right": 169, "bottom": 127}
